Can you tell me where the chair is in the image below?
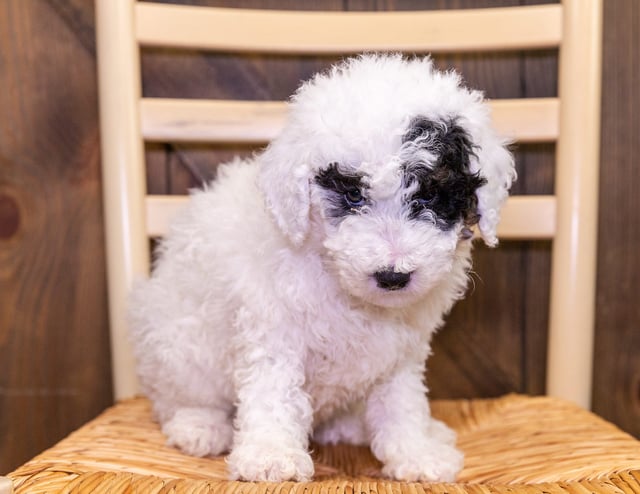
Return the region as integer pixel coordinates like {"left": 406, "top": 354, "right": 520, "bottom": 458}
{"left": 5, "top": 0, "right": 640, "bottom": 493}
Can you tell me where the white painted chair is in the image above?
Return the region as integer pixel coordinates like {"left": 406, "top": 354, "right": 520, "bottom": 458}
{"left": 8, "top": 2, "right": 638, "bottom": 494}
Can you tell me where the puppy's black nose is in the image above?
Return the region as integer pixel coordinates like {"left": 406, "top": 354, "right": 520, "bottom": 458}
{"left": 374, "top": 269, "right": 412, "bottom": 291}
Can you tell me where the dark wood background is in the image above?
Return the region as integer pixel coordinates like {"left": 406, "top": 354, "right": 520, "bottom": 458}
{"left": 0, "top": 0, "right": 638, "bottom": 475}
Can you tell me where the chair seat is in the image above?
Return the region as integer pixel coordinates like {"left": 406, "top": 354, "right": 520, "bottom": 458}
{"left": 8, "top": 394, "right": 640, "bottom": 493}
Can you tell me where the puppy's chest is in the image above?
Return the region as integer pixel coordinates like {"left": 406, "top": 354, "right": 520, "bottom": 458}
{"left": 303, "top": 316, "right": 421, "bottom": 416}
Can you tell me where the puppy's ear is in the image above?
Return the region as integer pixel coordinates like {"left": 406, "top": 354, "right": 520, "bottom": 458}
{"left": 257, "top": 140, "right": 311, "bottom": 246}
{"left": 474, "top": 137, "right": 516, "bottom": 247}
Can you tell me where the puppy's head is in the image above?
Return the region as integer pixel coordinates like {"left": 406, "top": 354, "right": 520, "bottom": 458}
{"left": 258, "top": 55, "right": 515, "bottom": 307}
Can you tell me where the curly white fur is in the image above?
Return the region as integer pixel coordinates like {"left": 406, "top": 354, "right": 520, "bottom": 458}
{"left": 129, "top": 55, "right": 515, "bottom": 483}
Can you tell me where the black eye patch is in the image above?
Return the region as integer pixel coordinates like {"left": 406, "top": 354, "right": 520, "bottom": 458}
{"left": 314, "top": 163, "right": 368, "bottom": 219}
{"left": 402, "top": 117, "right": 486, "bottom": 229}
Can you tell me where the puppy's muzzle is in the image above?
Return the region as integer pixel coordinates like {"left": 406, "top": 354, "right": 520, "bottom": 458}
{"left": 374, "top": 269, "right": 412, "bottom": 291}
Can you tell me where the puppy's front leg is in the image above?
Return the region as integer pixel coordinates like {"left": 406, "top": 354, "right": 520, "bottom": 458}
{"left": 227, "top": 315, "right": 314, "bottom": 482}
{"left": 366, "top": 365, "right": 463, "bottom": 482}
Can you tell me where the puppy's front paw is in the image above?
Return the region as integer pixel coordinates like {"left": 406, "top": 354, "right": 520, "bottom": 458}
{"left": 428, "top": 418, "right": 457, "bottom": 446}
{"left": 227, "top": 443, "right": 314, "bottom": 482}
{"left": 382, "top": 442, "right": 463, "bottom": 482}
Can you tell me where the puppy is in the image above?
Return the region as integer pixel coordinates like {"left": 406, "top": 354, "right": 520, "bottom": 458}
{"left": 129, "top": 54, "right": 515, "bottom": 483}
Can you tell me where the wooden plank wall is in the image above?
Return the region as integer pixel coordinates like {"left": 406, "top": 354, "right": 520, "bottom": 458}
{"left": 0, "top": 0, "right": 637, "bottom": 475}
{"left": 0, "top": 0, "right": 113, "bottom": 474}
{"left": 592, "top": 0, "right": 640, "bottom": 438}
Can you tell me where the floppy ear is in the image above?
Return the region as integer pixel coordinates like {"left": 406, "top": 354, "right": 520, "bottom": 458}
{"left": 474, "top": 136, "right": 516, "bottom": 247}
{"left": 256, "top": 140, "right": 311, "bottom": 247}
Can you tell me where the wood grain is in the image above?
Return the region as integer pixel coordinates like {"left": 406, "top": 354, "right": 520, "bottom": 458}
{"left": 0, "top": 0, "right": 112, "bottom": 473}
{"left": 592, "top": 0, "right": 640, "bottom": 437}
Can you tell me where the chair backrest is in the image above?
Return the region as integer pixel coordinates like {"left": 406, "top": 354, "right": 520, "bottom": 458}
{"left": 95, "top": 0, "right": 602, "bottom": 408}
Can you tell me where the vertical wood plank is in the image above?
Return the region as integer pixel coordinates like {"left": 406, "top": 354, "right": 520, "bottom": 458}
{"left": 592, "top": 0, "right": 640, "bottom": 437}
{"left": 0, "top": 0, "right": 112, "bottom": 472}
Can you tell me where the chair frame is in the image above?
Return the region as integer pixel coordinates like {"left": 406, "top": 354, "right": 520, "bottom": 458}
{"left": 95, "top": 0, "right": 602, "bottom": 409}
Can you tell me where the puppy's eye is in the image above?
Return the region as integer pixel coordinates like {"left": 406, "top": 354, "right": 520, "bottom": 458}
{"left": 413, "top": 197, "right": 431, "bottom": 208}
{"left": 344, "top": 188, "right": 365, "bottom": 207}
{"left": 412, "top": 193, "right": 437, "bottom": 209}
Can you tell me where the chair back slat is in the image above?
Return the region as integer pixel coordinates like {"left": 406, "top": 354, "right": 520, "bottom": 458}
{"left": 145, "top": 195, "right": 557, "bottom": 241}
{"left": 135, "top": 3, "right": 563, "bottom": 54}
{"left": 140, "top": 98, "right": 559, "bottom": 144}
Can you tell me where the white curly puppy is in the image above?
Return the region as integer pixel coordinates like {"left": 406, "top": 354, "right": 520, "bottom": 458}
{"left": 129, "top": 54, "right": 515, "bottom": 483}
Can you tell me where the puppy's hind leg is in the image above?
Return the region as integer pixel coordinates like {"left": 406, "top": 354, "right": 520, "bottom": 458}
{"left": 313, "top": 403, "right": 368, "bottom": 446}
{"left": 162, "top": 407, "right": 234, "bottom": 457}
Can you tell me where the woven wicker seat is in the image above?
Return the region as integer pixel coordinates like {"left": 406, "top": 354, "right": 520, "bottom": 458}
{"left": 8, "top": 395, "right": 640, "bottom": 493}
{"left": 3, "top": 1, "right": 633, "bottom": 493}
